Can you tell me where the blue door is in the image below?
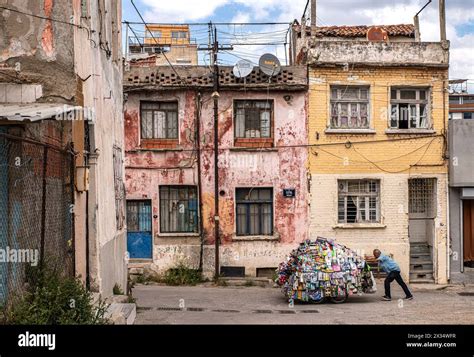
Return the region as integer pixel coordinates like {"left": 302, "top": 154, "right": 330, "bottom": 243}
{"left": 126, "top": 200, "right": 153, "bottom": 259}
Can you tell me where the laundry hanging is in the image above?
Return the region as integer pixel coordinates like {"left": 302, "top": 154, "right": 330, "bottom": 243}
{"left": 276, "top": 237, "right": 377, "bottom": 302}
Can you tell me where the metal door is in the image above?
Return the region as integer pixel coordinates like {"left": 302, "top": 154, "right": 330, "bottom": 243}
{"left": 126, "top": 200, "right": 153, "bottom": 259}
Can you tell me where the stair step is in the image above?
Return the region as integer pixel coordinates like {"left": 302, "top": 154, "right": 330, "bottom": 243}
{"left": 410, "top": 278, "right": 434, "bottom": 284}
{"left": 410, "top": 253, "right": 431, "bottom": 258}
{"left": 410, "top": 258, "right": 433, "bottom": 264}
{"left": 410, "top": 273, "right": 434, "bottom": 280}
{"left": 410, "top": 260, "right": 433, "bottom": 265}
{"left": 409, "top": 269, "right": 433, "bottom": 274}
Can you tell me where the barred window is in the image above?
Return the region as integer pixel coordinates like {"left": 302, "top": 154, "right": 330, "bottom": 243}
{"left": 338, "top": 180, "right": 380, "bottom": 223}
{"left": 141, "top": 102, "right": 178, "bottom": 139}
{"left": 409, "top": 178, "right": 436, "bottom": 216}
{"left": 234, "top": 100, "right": 272, "bottom": 139}
{"left": 236, "top": 188, "right": 273, "bottom": 236}
{"left": 390, "top": 88, "right": 430, "bottom": 129}
{"left": 330, "top": 86, "right": 370, "bottom": 129}
{"left": 159, "top": 186, "right": 198, "bottom": 233}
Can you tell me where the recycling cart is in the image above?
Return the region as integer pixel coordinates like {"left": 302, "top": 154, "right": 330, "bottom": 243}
{"left": 276, "top": 238, "right": 376, "bottom": 304}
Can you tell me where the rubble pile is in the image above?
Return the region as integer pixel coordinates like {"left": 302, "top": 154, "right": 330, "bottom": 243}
{"left": 276, "top": 238, "right": 376, "bottom": 302}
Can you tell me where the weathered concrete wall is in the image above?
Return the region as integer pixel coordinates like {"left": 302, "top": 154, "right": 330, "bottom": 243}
{"left": 449, "top": 120, "right": 474, "bottom": 187}
{"left": 305, "top": 41, "right": 449, "bottom": 67}
{"left": 73, "top": 0, "right": 126, "bottom": 295}
{"left": 307, "top": 66, "right": 449, "bottom": 284}
{"left": 0, "top": 0, "right": 77, "bottom": 102}
{"left": 124, "top": 88, "right": 308, "bottom": 277}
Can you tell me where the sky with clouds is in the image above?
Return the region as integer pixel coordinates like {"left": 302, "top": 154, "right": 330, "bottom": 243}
{"left": 123, "top": 0, "right": 474, "bottom": 88}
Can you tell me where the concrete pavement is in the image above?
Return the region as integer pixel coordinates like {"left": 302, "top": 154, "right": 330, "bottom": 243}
{"left": 132, "top": 281, "right": 474, "bottom": 324}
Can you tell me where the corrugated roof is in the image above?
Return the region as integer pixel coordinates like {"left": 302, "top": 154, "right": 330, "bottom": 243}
{"left": 301, "top": 24, "right": 415, "bottom": 38}
{"left": 0, "top": 103, "right": 88, "bottom": 122}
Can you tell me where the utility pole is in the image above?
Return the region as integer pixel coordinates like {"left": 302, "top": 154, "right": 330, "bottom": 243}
{"left": 439, "top": 0, "right": 447, "bottom": 42}
{"left": 198, "top": 23, "right": 232, "bottom": 280}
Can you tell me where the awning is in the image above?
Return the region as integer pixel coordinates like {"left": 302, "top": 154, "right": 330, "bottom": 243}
{"left": 0, "top": 103, "right": 93, "bottom": 122}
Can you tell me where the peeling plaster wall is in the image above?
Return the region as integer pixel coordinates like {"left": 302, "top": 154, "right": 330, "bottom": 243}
{"left": 124, "top": 89, "right": 309, "bottom": 277}
{"left": 0, "top": 0, "right": 77, "bottom": 102}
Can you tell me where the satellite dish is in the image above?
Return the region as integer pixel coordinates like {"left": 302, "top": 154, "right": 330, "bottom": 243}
{"left": 233, "top": 60, "right": 253, "bottom": 78}
{"left": 259, "top": 53, "right": 281, "bottom": 77}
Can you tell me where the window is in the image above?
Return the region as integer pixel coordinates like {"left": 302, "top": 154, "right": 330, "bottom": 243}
{"left": 236, "top": 188, "right": 273, "bottom": 236}
{"left": 409, "top": 179, "right": 436, "bottom": 217}
{"left": 234, "top": 100, "right": 273, "bottom": 139}
{"left": 464, "top": 112, "right": 473, "bottom": 120}
{"left": 338, "top": 180, "right": 380, "bottom": 224}
{"left": 172, "top": 31, "right": 187, "bottom": 39}
{"left": 159, "top": 186, "right": 198, "bottom": 233}
{"left": 141, "top": 102, "right": 178, "bottom": 139}
{"left": 330, "top": 86, "right": 370, "bottom": 129}
{"left": 147, "top": 30, "right": 162, "bottom": 38}
{"left": 390, "top": 88, "right": 430, "bottom": 129}
{"left": 449, "top": 96, "right": 461, "bottom": 105}
{"left": 127, "top": 201, "right": 152, "bottom": 233}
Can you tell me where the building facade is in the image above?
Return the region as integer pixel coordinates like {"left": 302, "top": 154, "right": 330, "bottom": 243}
{"left": 294, "top": 23, "right": 450, "bottom": 283}
{"left": 0, "top": 0, "right": 127, "bottom": 299}
{"left": 124, "top": 65, "right": 308, "bottom": 277}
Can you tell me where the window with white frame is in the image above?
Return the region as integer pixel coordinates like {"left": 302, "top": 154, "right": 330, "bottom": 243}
{"left": 390, "top": 88, "right": 430, "bottom": 129}
{"left": 338, "top": 180, "right": 380, "bottom": 224}
{"left": 330, "top": 86, "right": 370, "bottom": 129}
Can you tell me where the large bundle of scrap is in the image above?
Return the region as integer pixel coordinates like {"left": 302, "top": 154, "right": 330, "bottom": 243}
{"left": 276, "top": 238, "right": 376, "bottom": 302}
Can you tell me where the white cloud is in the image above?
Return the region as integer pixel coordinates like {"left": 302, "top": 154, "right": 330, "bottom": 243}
{"left": 141, "top": 0, "right": 228, "bottom": 22}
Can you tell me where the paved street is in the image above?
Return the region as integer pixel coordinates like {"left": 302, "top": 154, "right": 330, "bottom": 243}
{"left": 133, "top": 281, "right": 474, "bottom": 324}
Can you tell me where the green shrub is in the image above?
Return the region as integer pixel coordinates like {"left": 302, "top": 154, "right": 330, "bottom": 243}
{"left": 7, "top": 266, "right": 109, "bottom": 325}
{"left": 162, "top": 263, "right": 203, "bottom": 286}
{"left": 113, "top": 284, "right": 124, "bottom": 295}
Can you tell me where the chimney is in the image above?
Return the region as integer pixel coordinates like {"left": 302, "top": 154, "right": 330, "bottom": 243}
{"left": 439, "top": 0, "right": 446, "bottom": 41}
{"left": 311, "top": 0, "right": 317, "bottom": 29}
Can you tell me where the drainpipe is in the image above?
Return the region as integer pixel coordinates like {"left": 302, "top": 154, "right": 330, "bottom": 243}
{"left": 196, "top": 92, "right": 205, "bottom": 272}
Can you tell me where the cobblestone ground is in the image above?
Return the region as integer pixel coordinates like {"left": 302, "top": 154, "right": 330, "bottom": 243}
{"left": 133, "top": 282, "right": 474, "bottom": 325}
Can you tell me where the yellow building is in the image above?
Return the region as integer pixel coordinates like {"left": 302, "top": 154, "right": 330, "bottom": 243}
{"left": 295, "top": 24, "right": 450, "bottom": 284}
{"left": 128, "top": 24, "right": 198, "bottom": 65}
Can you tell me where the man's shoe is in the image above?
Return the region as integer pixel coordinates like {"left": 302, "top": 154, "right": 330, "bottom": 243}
{"left": 382, "top": 296, "right": 391, "bottom": 301}
{"left": 405, "top": 296, "right": 414, "bottom": 300}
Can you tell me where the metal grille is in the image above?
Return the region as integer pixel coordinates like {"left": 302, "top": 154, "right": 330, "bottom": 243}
{"left": 409, "top": 178, "right": 436, "bottom": 216}
{"left": 159, "top": 186, "right": 198, "bottom": 233}
{"left": 0, "top": 133, "right": 74, "bottom": 309}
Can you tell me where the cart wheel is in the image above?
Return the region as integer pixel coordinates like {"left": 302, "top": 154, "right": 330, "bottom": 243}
{"left": 330, "top": 293, "right": 348, "bottom": 304}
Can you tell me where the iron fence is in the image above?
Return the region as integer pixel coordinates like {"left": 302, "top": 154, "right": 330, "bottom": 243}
{"left": 0, "top": 132, "right": 75, "bottom": 310}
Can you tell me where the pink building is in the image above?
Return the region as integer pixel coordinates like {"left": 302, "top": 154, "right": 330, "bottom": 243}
{"left": 124, "top": 65, "right": 308, "bottom": 278}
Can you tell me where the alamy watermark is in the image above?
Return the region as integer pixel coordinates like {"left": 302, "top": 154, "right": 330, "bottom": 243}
{"left": 55, "top": 105, "right": 96, "bottom": 122}
{"left": 0, "top": 246, "right": 39, "bottom": 267}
